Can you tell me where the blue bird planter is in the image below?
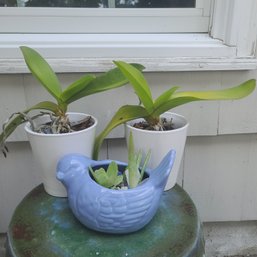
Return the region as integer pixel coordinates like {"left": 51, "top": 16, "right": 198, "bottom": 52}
{"left": 56, "top": 150, "right": 176, "bottom": 234}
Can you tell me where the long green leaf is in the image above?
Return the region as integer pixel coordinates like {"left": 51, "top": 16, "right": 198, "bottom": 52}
{"left": 29, "top": 101, "right": 61, "bottom": 114}
{"left": 152, "top": 96, "right": 202, "bottom": 117}
{"left": 60, "top": 74, "right": 96, "bottom": 103}
{"left": 173, "top": 79, "right": 256, "bottom": 100}
{"left": 0, "top": 101, "right": 60, "bottom": 146}
{"left": 93, "top": 105, "right": 148, "bottom": 160}
{"left": 64, "top": 64, "right": 145, "bottom": 104}
{"left": 114, "top": 61, "right": 154, "bottom": 113}
{"left": 152, "top": 79, "right": 256, "bottom": 117}
{"left": 20, "top": 46, "right": 62, "bottom": 101}
{"left": 154, "top": 86, "right": 179, "bottom": 109}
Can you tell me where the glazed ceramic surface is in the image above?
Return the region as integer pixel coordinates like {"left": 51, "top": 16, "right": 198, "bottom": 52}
{"left": 57, "top": 150, "right": 176, "bottom": 234}
{"left": 7, "top": 184, "right": 205, "bottom": 257}
{"left": 25, "top": 112, "right": 97, "bottom": 197}
{"left": 125, "top": 112, "right": 188, "bottom": 191}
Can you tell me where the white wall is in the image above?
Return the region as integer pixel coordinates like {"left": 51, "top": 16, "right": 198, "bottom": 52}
{"left": 1, "top": 69, "right": 257, "bottom": 232}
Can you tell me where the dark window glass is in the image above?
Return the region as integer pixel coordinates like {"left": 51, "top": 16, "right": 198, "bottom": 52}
{"left": 116, "top": 0, "right": 196, "bottom": 8}
{"left": 25, "top": 0, "right": 107, "bottom": 7}
{"left": 0, "top": 0, "right": 16, "bottom": 6}
{"left": 1, "top": 0, "right": 107, "bottom": 7}
{"left": 1, "top": 0, "right": 195, "bottom": 7}
{"left": 0, "top": 0, "right": 196, "bottom": 8}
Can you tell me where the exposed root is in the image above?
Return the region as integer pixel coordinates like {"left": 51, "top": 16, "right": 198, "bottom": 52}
{"left": 133, "top": 117, "right": 174, "bottom": 131}
{"left": 1, "top": 111, "right": 95, "bottom": 157}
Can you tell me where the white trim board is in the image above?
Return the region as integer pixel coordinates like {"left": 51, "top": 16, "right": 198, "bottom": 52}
{"left": 0, "top": 3, "right": 210, "bottom": 33}
{"left": 0, "top": 33, "right": 256, "bottom": 73}
{"left": 0, "top": 1, "right": 257, "bottom": 73}
{"left": 1, "top": 57, "right": 257, "bottom": 74}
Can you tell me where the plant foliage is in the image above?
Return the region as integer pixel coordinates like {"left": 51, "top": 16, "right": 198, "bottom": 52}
{"left": 89, "top": 161, "right": 123, "bottom": 189}
{"left": 0, "top": 47, "right": 144, "bottom": 156}
{"left": 90, "top": 132, "right": 150, "bottom": 189}
{"left": 93, "top": 61, "right": 256, "bottom": 159}
{"left": 125, "top": 132, "right": 151, "bottom": 189}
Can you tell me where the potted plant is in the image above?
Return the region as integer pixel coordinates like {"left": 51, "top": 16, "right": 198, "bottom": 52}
{"left": 93, "top": 61, "right": 256, "bottom": 190}
{"left": 0, "top": 47, "right": 143, "bottom": 197}
{"left": 56, "top": 133, "right": 176, "bottom": 234}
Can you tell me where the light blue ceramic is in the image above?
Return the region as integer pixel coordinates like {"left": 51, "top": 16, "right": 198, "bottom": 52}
{"left": 56, "top": 150, "right": 176, "bottom": 234}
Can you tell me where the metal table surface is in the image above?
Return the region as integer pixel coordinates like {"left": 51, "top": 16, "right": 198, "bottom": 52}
{"left": 7, "top": 184, "right": 205, "bottom": 257}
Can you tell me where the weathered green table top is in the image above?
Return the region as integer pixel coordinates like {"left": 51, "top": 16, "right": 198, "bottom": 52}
{"left": 7, "top": 184, "right": 204, "bottom": 257}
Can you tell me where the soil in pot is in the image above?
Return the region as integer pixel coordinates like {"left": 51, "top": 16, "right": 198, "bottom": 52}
{"left": 34, "top": 115, "right": 95, "bottom": 134}
{"left": 133, "top": 117, "right": 175, "bottom": 131}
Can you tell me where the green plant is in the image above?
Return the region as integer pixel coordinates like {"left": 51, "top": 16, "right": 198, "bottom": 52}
{"left": 0, "top": 47, "right": 144, "bottom": 157}
{"left": 90, "top": 132, "right": 150, "bottom": 189}
{"left": 125, "top": 132, "right": 150, "bottom": 189}
{"left": 89, "top": 161, "right": 123, "bottom": 189}
{"left": 93, "top": 61, "right": 256, "bottom": 159}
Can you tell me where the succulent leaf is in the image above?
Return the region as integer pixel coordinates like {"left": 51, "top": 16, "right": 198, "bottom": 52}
{"left": 89, "top": 161, "right": 123, "bottom": 188}
{"left": 125, "top": 132, "right": 150, "bottom": 189}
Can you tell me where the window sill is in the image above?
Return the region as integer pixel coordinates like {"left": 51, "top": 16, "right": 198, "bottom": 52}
{"left": 0, "top": 33, "right": 256, "bottom": 73}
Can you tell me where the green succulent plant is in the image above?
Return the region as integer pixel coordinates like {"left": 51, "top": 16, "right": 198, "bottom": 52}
{"left": 89, "top": 161, "right": 123, "bottom": 189}
{"left": 0, "top": 47, "right": 144, "bottom": 157}
{"left": 90, "top": 132, "right": 150, "bottom": 189}
{"left": 93, "top": 61, "right": 256, "bottom": 159}
{"left": 125, "top": 132, "right": 150, "bottom": 189}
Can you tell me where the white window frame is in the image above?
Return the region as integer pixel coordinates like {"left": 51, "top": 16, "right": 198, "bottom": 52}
{"left": 0, "top": 0, "right": 210, "bottom": 33}
{"left": 0, "top": 0, "right": 256, "bottom": 73}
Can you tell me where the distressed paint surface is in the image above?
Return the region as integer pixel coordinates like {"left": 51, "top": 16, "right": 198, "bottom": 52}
{"left": 7, "top": 184, "right": 204, "bottom": 257}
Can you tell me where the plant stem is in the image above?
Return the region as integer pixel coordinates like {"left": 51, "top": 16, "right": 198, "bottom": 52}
{"left": 144, "top": 115, "right": 162, "bottom": 129}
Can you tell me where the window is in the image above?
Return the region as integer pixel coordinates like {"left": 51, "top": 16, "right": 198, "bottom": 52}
{"left": 0, "top": 0, "right": 210, "bottom": 33}
{"left": 2, "top": 0, "right": 197, "bottom": 8}
{"left": 0, "top": 0, "right": 256, "bottom": 73}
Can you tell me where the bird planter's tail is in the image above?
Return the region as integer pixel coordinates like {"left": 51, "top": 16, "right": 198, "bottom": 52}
{"left": 148, "top": 150, "right": 176, "bottom": 188}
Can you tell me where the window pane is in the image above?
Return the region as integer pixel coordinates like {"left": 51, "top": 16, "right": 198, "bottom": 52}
{"left": 115, "top": 0, "right": 196, "bottom": 8}
{"left": 1, "top": 0, "right": 107, "bottom": 7}
{"left": 0, "top": 0, "right": 208, "bottom": 33}
{"left": 1, "top": 0, "right": 195, "bottom": 8}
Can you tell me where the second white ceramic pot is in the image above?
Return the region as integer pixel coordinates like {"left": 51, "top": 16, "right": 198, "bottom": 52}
{"left": 25, "top": 112, "right": 97, "bottom": 197}
{"left": 125, "top": 112, "right": 188, "bottom": 191}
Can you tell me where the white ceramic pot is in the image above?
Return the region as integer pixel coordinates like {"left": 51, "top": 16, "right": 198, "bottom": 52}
{"left": 125, "top": 112, "right": 188, "bottom": 191}
{"left": 25, "top": 112, "right": 97, "bottom": 197}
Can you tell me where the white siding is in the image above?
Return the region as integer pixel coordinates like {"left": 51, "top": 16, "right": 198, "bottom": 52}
{"left": 0, "top": 142, "right": 40, "bottom": 231}
{"left": 184, "top": 135, "right": 257, "bottom": 222}
{"left": 0, "top": 69, "right": 257, "bottom": 232}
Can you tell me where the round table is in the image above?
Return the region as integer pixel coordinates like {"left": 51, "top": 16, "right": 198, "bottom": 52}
{"left": 7, "top": 184, "right": 205, "bottom": 257}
